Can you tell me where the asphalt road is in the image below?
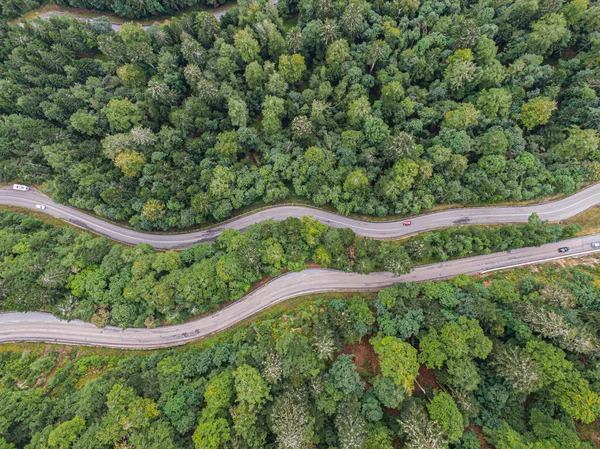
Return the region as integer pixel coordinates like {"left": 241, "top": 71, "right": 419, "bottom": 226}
{"left": 34, "top": 0, "right": 275, "bottom": 30}
{"left": 2, "top": 183, "right": 600, "bottom": 249}
{"left": 37, "top": 6, "right": 232, "bottom": 30}
{"left": 1, "top": 234, "right": 599, "bottom": 349}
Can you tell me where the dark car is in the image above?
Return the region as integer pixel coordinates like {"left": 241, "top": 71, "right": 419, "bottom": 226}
{"left": 558, "top": 247, "right": 569, "bottom": 253}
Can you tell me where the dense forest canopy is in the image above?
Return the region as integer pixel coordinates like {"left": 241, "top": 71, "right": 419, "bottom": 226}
{"left": 1, "top": 0, "right": 600, "bottom": 230}
{"left": 0, "top": 210, "right": 580, "bottom": 327}
{"left": 1, "top": 263, "right": 600, "bottom": 448}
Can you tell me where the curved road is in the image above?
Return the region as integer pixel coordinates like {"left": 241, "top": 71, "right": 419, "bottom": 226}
{"left": 30, "top": 0, "right": 276, "bottom": 31}
{"left": 1, "top": 234, "right": 599, "bottom": 349}
{"left": 2, "top": 183, "right": 600, "bottom": 249}
{"left": 36, "top": 5, "right": 233, "bottom": 31}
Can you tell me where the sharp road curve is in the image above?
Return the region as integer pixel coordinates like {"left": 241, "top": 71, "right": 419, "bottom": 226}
{"left": 2, "top": 184, "right": 600, "bottom": 349}
{"left": 2, "top": 183, "right": 600, "bottom": 248}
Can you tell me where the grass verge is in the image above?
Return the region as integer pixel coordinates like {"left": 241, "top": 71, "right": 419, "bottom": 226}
{"left": 566, "top": 206, "right": 600, "bottom": 236}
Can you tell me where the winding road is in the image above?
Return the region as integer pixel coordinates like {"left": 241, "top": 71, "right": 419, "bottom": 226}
{"left": 35, "top": 5, "right": 233, "bottom": 31}
{"left": 1, "top": 235, "right": 600, "bottom": 349}
{"left": 2, "top": 184, "right": 600, "bottom": 248}
{"left": 2, "top": 184, "right": 600, "bottom": 348}
{"left": 28, "top": 0, "right": 276, "bottom": 31}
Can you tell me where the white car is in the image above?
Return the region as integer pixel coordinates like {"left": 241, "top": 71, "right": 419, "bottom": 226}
{"left": 35, "top": 204, "right": 46, "bottom": 210}
{"left": 592, "top": 242, "right": 600, "bottom": 248}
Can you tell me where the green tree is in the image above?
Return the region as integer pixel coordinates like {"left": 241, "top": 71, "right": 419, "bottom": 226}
{"left": 476, "top": 88, "right": 512, "bottom": 118}
{"left": 444, "top": 49, "right": 477, "bottom": 90}
{"left": 0, "top": 438, "right": 15, "bottom": 449}
{"left": 558, "top": 126, "right": 599, "bottom": 159}
{"left": 96, "top": 384, "right": 161, "bottom": 446}
{"left": 103, "top": 98, "right": 142, "bottom": 132}
{"left": 233, "top": 364, "right": 271, "bottom": 410}
{"left": 528, "top": 13, "right": 570, "bottom": 55}
{"left": 444, "top": 103, "right": 480, "bottom": 130}
{"left": 278, "top": 54, "right": 306, "bottom": 84}
{"left": 348, "top": 96, "right": 372, "bottom": 127}
{"left": 371, "top": 336, "right": 419, "bottom": 394}
{"left": 234, "top": 30, "right": 260, "bottom": 63}
{"left": 427, "top": 392, "right": 464, "bottom": 443}
{"left": 373, "top": 376, "right": 405, "bottom": 409}
{"left": 419, "top": 317, "right": 492, "bottom": 370}
{"left": 116, "top": 63, "right": 146, "bottom": 88}
{"left": 326, "top": 39, "right": 351, "bottom": 66}
{"left": 192, "top": 418, "right": 231, "bottom": 449}
{"left": 114, "top": 150, "right": 146, "bottom": 177}
{"left": 520, "top": 97, "right": 557, "bottom": 130}
{"left": 228, "top": 98, "right": 248, "bottom": 128}
{"left": 245, "top": 61, "right": 265, "bottom": 90}
{"left": 330, "top": 355, "right": 365, "bottom": 396}
{"left": 270, "top": 390, "right": 316, "bottom": 449}
{"left": 214, "top": 130, "right": 242, "bottom": 163}
{"left": 70, "top": 110, "right": 100, "bottom": 136}
{"left": 344, "top": 170, "right": 370, "bottom": 195}
{"left": 141, "top": 199, "right": 166, "bottom": 221}
{"left": 118, "top": 23, "right": 155, "bottom": 64}
{"left": 48, "top": 417, "right": 86, "bottom": 449}
{"left": 365, "top": 40, "right": 391, "bottom": 73}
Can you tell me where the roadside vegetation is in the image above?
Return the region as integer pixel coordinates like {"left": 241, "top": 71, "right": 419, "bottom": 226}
{"left": 566, "top": 206, "right": 600, "bottom": 236}
{"left": 1, "top": 0, "right": 599, "bottom": 231}
{"left": 0, "top": 210, "right": 581, "bottom": 328}
{"left": 1, "top": 262, "right": 599, "bottom": 448}
{"left": 1, "top": 0, "right": 230, "bottom": 20}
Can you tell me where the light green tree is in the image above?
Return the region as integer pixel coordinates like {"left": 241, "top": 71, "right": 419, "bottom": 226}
{"left": 103, "top": 98, "right": 142, "bottom": 132}
{"left": 278, "top": 54, "right": 306, "bottom": 84}
{"left": 234, "top": 30, "right": 260, "bottom": 63}
{"left": 427, "top": 392, "right": 464, "bottom": 443}
{"left": 371, "top": 336, "right": 419, "bottom": 394}
{"left": 520, "top": 97, "right": 557, "bottom": 130}
{"left": 48, "top": 417, "right": 86, "bottom": 449}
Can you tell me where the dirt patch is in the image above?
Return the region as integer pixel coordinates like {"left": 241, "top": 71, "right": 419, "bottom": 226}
{"left": 338, "top": 335, "right": 380, "bottom": 380}
{"left": 561, "top": 254, "right": 600, "bottom": 268}
{"left": 74, "top": 367, "right": 106, "bottom": 389}
{"left": 577, "top": 419, "right": 600, "bottom": 447}
{"left": 471, "top": 426, "right": 493, "bottom": 449}
{"left": 40, "top": 346, "right": 72, "bottom": 389}
{"left": 563, "top": 47, "right": 578, "bottom": 59}
{"left": 415, "top": 365, "right": 440, "bottom": 392}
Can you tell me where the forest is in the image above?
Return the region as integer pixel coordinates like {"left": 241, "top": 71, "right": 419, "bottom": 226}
{"left": 1, "top": 261, "right": 599, "bottom": 448}
{"left": 1, "top": 0, "right": 599, "bottom": 230}
{"left": 2, "top": 0, "right": 600, "bottom": 446}
{"left": 0, "top": 210, "right": 582, "bottom": 327}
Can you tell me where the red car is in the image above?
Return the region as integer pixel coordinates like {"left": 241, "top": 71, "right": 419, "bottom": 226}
{"left": 402, "top": 220, "right": 412, "bottom": 226}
